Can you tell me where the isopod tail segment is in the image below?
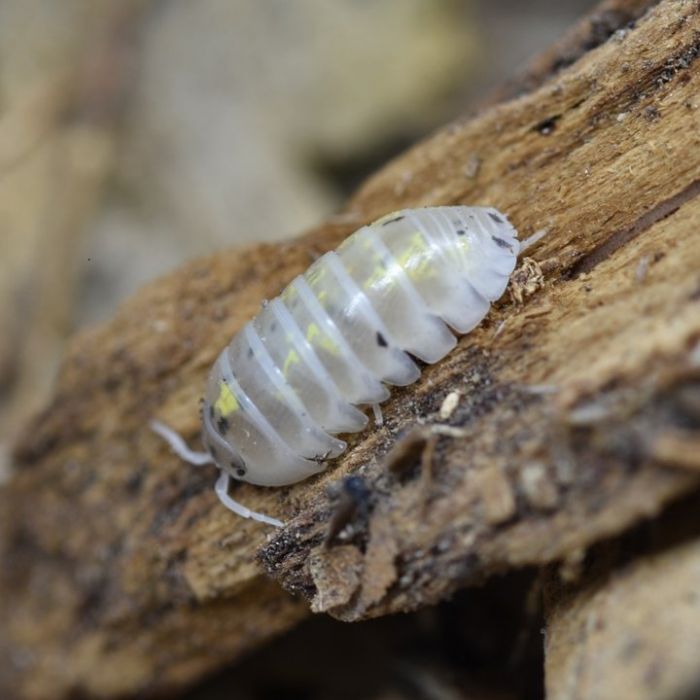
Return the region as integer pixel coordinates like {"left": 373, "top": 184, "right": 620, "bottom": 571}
{"left": 150, "top": 205, "right": 541, "bottom": 527}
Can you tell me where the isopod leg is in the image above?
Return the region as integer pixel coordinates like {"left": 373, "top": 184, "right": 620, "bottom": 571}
{"left": 371, "top": 403, "right": 384, "bottom": 427}
{"left": 215, "top": 472, "right": 284, "bottom": 528}
{"left": 150, "top": 419, "right": 213, "bottom": 466}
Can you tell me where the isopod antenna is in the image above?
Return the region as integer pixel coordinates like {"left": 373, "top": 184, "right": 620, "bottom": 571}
{"left": 150, "top": 419, "right": 284, "bottom": 527}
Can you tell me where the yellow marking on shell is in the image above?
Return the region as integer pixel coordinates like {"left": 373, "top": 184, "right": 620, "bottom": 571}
{"left": 283, "top": 346, "right": 301, "bottom": 376}
{"left": 215, "top": 382, "right": 239, "bottom": 416}
{"left": 360, "top": 237, "right": 389, "bottom": 290}
{"left": 454, "top": 232, "right": 471, "bottom": 255}
{"left": 364, "top": 261, "right": 389, "bottom": 290}
{"left": 307, "top": 322, "right": 339, "bottom": 355}
{"left": 361, "top": 230, "right": 435, "bottom": 291}
{"left": 306, "top": 265, "right": 328, "bottom": 303}
{"left": 396, "top": 231, "right": 434, "bottom": 280}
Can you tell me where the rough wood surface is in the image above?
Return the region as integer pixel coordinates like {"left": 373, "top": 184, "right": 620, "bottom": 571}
{"left": 2, "top": 0, "right": 700, "bottom": 697}
{"left": 544, "top": 494, "right": 700, "bottom": 699}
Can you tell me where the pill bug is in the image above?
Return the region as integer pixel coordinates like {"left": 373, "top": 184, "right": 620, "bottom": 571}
{"left": 152, "top": 205, "right": 524, "bottom": 527}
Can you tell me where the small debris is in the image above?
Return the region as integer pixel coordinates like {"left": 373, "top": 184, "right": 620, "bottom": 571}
{"left": 643, "top": 105, "right": 660, "bottom": 121}
{"left": 612, "top": 27, "right": 630, "bottom": 42}
{"left": 635, "top": 251, "right": 664, "bottom": 283}
{"left": 520, "top": 462, "right": 559, "bottom": 511}
{"left": 492, "top": 319, "right": 507, "bottom": 339}
{"left": 635, "top": 254, "right": 652, "bottom": 283}
{"left": 325, "top": 475, "right": 372, "bottom": 546}
{"left": 566, "top": 401, "right": 612, "bottom": 426}
{"left": 430, "top": 425, "right": 470, "bottom": 438}
{"left": 463, "top": 153, "right": 481, "bottom": 179}
{"left": 509, "top": 257, "right": 546, "bottom": 304}
{"left": 372, "top": 403, "right": 384, "bottom": 427}
{"left": 474, "top": 465, "right": 516, "bottom": 525}
{"left": 439, "top": 391, "right": 461, "bottom": 420}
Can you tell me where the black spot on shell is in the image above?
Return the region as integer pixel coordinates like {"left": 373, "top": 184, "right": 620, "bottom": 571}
{"left": 217, "top": 415, "right": 230, "bottom": 434}
{"left": 208, "top": 404, "right": 215, "bottom": 421}
{"left": 247, "top": 347, "right": 254, "bottom": 359}
{"left": 382, "top": 215, "right": 404, "bottom": 226}
{"left": 376, "top": 331, "right": 388, "bottom": 347}
{"left": 456, "top": 229, "right": 466, "bottom": 236}
{"left": 491, "top": 235, "right": 512, "bottom": 250}
{"left": 488, "top": 211, "right": 504, "bottom": 224}
{"left": 236, "top": 467, "right": 246, "bottom": 478}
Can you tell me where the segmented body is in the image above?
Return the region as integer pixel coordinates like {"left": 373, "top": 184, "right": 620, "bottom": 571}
{"left": 201, "top": 206, "right": 519, "bottom": 487}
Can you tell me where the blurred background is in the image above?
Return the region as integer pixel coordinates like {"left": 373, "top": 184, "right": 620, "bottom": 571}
{"left": 0, "top": 0, "right": 595, "bottom": 477}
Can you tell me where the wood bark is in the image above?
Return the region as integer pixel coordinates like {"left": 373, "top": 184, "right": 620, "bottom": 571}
{"left": 2, "top": 0, "right": 700, "bottom": 697}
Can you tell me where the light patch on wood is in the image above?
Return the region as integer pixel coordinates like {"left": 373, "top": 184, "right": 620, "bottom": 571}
{"left": 473, "top": 464, "right": 516, "bottom": 525}
{"left": 439, "top": 391, "right": 461, "bottom": 420}
{"left": 520, "top": 462, "right": 559, "bottom": 511}
{"left": 309, "top": 545, "right": 364, "bottom": 613}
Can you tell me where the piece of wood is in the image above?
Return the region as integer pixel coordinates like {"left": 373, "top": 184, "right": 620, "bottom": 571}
{"left": 2, "top": 0, "right": 700, "bottom": 697}
{"left": 544, "top": 495, "right": 700, "bottom": 700}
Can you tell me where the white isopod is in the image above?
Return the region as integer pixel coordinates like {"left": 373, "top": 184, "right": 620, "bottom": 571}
{"left": 152, "top": 205, "right": 530, "bottom": 527}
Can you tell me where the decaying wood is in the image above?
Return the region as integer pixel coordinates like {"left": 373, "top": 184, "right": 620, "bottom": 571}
{"left": 544, "top": 494, "right": 700, "bottom": 699}
{"left": 2, "top": 0, "right": 700, "bottom": 697}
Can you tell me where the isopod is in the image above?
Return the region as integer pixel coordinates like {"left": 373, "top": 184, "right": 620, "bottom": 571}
{"left": 152, "top": 206, "right": 529, "bottom": 527}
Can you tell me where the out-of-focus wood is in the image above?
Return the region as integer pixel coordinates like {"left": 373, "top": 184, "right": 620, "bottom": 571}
{"left": 2, "top": 0, "right": 700, "bottom": 697}
{"left": 544, "top": 496, "right": 700, "bottom": 700}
